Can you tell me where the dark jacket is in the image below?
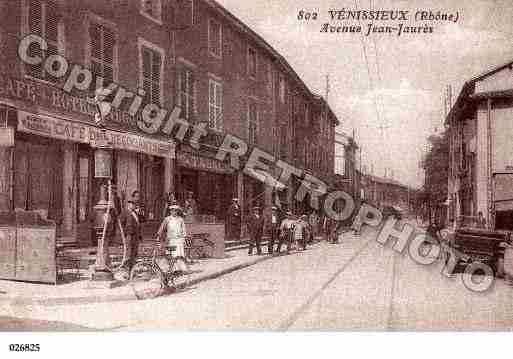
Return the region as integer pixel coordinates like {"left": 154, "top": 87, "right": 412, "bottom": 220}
{"left": 247, "top": 213, "right": 265, "bottom": 236}
{"left": 120, "top": 208, "right": 142, "bottom": 237}
{"left": 227, "top": 204, "right": 241, "bottom": 224}
{"left": 266, "top": 210, "right": 283, "bottom": 231}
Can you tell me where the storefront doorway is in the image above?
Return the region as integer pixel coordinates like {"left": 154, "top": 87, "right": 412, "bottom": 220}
{"left": 13, "top": 133, "right": 64, "bottom": 235}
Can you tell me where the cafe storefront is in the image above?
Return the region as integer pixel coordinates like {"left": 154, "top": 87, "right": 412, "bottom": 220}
{"left": 0, "top": 75, "right": 175, "bottom": 248}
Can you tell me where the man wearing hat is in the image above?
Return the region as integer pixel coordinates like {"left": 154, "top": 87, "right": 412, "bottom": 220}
{"left": 120, "top": 193, "right": 143, "bottom": 271}
{"left": 247, "top": 206, "right": 264, "bottom": 255}
{"left": 266, "top": 206, "right": 282, "bottom": 255}
{"left": 226, "top": 198, "right": 241, "bottom": 242}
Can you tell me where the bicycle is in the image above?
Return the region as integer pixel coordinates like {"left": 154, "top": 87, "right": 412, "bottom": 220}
{"left": 129, "top": 243, "right": 189, "bottom": 300}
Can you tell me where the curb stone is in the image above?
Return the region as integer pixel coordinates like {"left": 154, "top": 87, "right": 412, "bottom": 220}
{"left": 3, "top": 254, "right": 276, "bottom": 307}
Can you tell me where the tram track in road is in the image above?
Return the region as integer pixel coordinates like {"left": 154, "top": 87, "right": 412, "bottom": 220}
{"left": 277, "top": 236, "right": 375, "bottom": 331}
{"left": 385, "top": 249, "right": 399, "bottom": 330}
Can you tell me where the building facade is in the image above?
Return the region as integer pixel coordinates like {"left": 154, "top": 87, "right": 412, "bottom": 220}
{"left": 0, "top": 0, "right": 339, "bottom": 246}
{"left": 447, "top": 60, "right": 513, "bottom": 230}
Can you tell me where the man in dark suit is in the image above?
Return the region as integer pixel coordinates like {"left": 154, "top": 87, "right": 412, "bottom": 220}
{"left": 247, "top": 206, "right": 264, "bottom": 256}
{"left": 226, "top": 198, "right": 241, "bottom": 241}
{"left": 120, "top": 195, "right": 143, "bottom": 271}
{"left": 266, "top": 206, "right": 282, "bottom": 255}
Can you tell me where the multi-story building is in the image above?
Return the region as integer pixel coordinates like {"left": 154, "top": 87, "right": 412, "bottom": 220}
{"left": 333, "top": 131, "right": 359, "bottom": 200}
{"left": 0, "top": 0, "right": 339, "bottom": 247}
{"left": 362, "top": 174, "right": 413, "bottom": 212}
{"left": 447, "top": 59, "right": 513, "bottom": 230}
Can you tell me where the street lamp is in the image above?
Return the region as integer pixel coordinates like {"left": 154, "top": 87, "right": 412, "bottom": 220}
{"left": 90, "top": 133, "right": 115, "bottom": 282}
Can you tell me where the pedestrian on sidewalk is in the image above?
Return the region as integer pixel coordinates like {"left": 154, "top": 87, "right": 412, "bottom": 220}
{"left": 293, "top": 215, "right": 309, "bottom": 251}
{"left": 156, "top": 205, "right": 189, "bottom": 272}
{"left": 226, "top": 198, "right": 242, "bottom": 242}
{"left": 266, "top": 206, "right": 282, "bottom": 255}
{"left": 309, "top": 211, "right": 319, "bottom": 241}
{"left": 277, "top": 211, "right": 295, "bottom": 254}
{"left": 120, "top": 193, "right": 143, "bottom": 272}
{"left": 247, "top": 206, "right": 264, "bottom": 256}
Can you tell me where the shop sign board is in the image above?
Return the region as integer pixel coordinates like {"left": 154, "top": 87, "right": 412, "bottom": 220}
{"left": 178, "top": 150, "right": 232, "bottom": 173}
{"left": 18, "top": 111, "right": 175, "bottom": 159}
{"left": 0, "top": 75, "right": 136, "bottom": 132}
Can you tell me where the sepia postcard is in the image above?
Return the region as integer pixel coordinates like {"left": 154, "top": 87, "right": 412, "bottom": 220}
{"left": 1, "top": 0, "right": 513, "bottom": 353}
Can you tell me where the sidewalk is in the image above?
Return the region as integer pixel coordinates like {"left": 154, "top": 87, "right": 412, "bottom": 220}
{"left": 0, "top": 247, "right": 278, "bottom": 307}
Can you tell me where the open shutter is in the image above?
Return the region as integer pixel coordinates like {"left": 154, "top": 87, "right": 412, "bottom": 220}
{"left": 103, "top": 26, "right": 115, "bottom": 85}
{"left": 151, "top": 50, "right": 161, "bottom": 105}
{"left": 142, "top": 47, "right": 152, "bottom": 104}
{"left": 27, "top": 0, "right": 43, "bottom": 78}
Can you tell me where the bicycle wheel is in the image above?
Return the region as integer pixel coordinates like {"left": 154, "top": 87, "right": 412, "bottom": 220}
{"left": 155, "top": 255, "right": 176, "bottom": 289}
{"left": 129, "top": 262, "right": 165, "bottom": 300}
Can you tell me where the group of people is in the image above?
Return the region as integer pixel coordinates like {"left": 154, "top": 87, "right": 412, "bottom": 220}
{"left": 245, "top": 205, "right": 342, "bottom": 256}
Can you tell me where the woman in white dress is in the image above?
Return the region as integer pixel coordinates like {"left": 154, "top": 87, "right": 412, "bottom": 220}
{"left": 156, "top": 205, "right": 189, "bottom": 272}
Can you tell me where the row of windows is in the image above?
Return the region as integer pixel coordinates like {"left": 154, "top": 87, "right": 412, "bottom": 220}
{"left": 21, "top": 1, "right": 329, "bottom": 154}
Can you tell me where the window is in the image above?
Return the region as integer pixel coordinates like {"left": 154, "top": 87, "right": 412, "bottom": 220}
{"left": 138, "top": 39, "right": 164, "bottom": 106}
{"left": 267, "top": 62, "right": 273, "bottom": 97}
{"left": 247, "top": 46, "right": 257, "bottom": 78}
{"left": 304, "top": 103, "right": 309, "bottom": 126}
{"left": 173, "top": 0, "right": 194, "bottom": 28}
{"left": 272, "top": 127, "right": 278, "bottom": 156}
{"left": 208, "top": 19, "right": 222, "bottom": 58}
{"left": 209, "top": 79, "right": 223, "bottom": 130}
{"left": 247, "top": 101, "right": 258, "bottom": 146}
{"left": 88, "top": 18, "right": 116, "bottom": 90}
{"left": 178, "top": 66, "right": 195, "bottom": 121}
{"left": 304, "top": 140, "right": 309, "bottom": 168}
{"left": 279, "top": 74, "right": 286, "bottom": 103}
{"left": 25, "top": 0, "right": 61, "bottom": 82}
{"left": 140, "top": 0, "right": 162, "bottom": 24}
{"left": 280, "top": 124, "right": 288, "bottom": 159}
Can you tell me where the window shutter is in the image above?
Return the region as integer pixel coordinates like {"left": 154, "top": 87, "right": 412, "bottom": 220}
{"left": 27, "top": 0, "right": 43, "bottom": 78}
{"left": 142, "top": 48, "right": 152, "bottom": 103}
{"left": 29, "top": 0, "right": 42, "bottom": 35}
{"left": 190, "top": 71, "right": 196, "bottom": 118}
{"left": 45, "top": 0, "right": 59, "bottom": 42}
{"left": 151, "top": 51, "right": 161, "bottom": 104}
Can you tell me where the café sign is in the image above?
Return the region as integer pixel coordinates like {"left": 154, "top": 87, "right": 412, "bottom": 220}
{"left": 18, "top": 111, "right": 175, "bottom": 159}
{"left": 0, "top": 75, "right": 135, "bottom": 130}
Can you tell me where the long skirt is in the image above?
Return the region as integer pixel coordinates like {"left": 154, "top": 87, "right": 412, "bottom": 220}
{"left": 168, "top": 236, "right": 188, "bottom": 272}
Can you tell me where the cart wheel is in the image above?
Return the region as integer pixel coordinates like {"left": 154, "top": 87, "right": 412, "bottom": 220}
{"left": 129, "top": 262, "right": 164, "bottom": 300}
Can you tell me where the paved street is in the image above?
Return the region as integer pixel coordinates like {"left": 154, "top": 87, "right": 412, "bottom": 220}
{"left": 2, "top": 223, "right": 513, "bottom": 331}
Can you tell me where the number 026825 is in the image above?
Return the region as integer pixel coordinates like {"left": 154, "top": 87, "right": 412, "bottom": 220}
{"left": 9, "top": 344, "right": 40, "bottom": 352}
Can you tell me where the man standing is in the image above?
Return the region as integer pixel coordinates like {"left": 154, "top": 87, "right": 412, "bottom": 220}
{"left": 226, "top": 198, "right": 241, "bottom": 242}
{"left": 293, "top": 215, "right": 309, "bottom": 251}
{"left": 120, "top": 194, "right": 143, "bottom": 271}
{"left": 267, "top": 206, "right": 282, "bottom": 255}
{"left": 247, "top": 206, "right": 264, "bottom": 256}
{"left": 184, "top": 191, "right": 198, "bottom": 221}
{"left": 277, "top": 211, "right": 295, "bottom": 254}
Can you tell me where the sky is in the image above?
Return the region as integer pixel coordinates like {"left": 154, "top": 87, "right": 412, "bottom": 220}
{"left": 216, "top": 0, "right": 513, "bottom": 187}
